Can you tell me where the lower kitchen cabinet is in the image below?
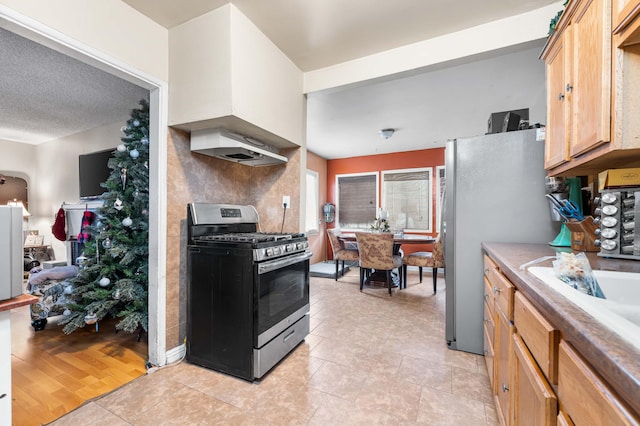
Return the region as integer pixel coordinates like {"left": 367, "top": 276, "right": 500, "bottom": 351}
{"left": 558, "top": 340, "right": 640, "bottom": 425}
{"left": 482, "top": 250, "right": 640, "bottom": 425}
{"left": 511, "top": 333, "right": 558, "bottom": 426}
{"left": 483, "top": 295, "right": 496, "bottom": 391}
{"left": 494, "top": 302, "right": 513, "bottom": 425}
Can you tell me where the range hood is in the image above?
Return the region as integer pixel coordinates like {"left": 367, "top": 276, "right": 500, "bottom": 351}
{"left": 191, "top": 128, "right": 288, "bottom": 167}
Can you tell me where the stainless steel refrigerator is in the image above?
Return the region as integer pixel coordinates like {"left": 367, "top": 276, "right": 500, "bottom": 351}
{"left": 443, "top": 129, "right": 559, "bottom": 354}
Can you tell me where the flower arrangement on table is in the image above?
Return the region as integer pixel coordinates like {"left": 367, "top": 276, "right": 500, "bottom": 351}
{"left": 371, "top": 209, "right": 391, "bottom": 232}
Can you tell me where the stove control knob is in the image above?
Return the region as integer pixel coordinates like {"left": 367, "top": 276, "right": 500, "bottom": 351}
{"left": 296, "top": 242, "right": 304, "bottom": 250}
{"left": 265, "top": 247, "right": 273, "bottom": 257}
{"left": 273, "top": 246, "right": 281, "bottom": 256}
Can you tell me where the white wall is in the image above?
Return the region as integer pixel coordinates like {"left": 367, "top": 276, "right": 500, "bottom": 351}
{"left": 0, "top": 140, "right": 36, "bottom": 183}
{"left": 169, "top": 4, "right": 305, "bottom": 146}
{"left": 0, "top": 122, "right": 124, "bottom": 260}
{"left": 0, "top": 0, "right": 168, "bottom": 83}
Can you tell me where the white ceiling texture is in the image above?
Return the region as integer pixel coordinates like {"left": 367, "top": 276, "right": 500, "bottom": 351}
{"left": 1, "top": 0, "right": 559, "bottom": 157}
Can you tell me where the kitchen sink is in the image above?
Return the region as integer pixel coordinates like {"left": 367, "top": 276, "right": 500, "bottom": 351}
{"left": 528, "top": 267, "right": 640, "bottom": 350}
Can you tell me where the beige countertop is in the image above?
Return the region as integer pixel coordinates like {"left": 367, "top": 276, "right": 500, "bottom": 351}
{"left": 482, "top": 242, "right": 640, "bottom": 416}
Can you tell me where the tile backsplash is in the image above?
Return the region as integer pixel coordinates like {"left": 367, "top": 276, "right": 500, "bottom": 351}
{"left": 164, "top": 127, "right": 301, "bottom": 348}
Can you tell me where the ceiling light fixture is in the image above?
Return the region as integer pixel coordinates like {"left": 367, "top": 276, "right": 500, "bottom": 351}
{"left": 379, "top": 128, "right": 395, "bottom": 139}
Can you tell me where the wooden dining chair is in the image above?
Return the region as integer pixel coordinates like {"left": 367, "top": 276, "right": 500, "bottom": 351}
{"left": 356, "top": 232, "right": 403, "bottom": 296}
{"left": 327, "top": 228, "right": 359, "bottom": 281}
{"left": 402, "top": 238, "right": 444, "bottom": 294}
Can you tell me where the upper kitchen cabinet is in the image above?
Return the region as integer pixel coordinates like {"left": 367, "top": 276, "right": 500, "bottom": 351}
{"left": 543, "top": 24, "right": 572, "bottom": 169}
{"left": 613, "top": 0, "right": 640, "bottom": 42}
{"left": 542, "top": 0, "right": 613, "bottom": 175}
{"left": 570, "top": 0, "right": 611, "bottom": 157}
{"left": 543, "top": 0, "right": 640, "bottom": 176}
{"left": 168, "top": 4, "right": 304, "bottom": 149}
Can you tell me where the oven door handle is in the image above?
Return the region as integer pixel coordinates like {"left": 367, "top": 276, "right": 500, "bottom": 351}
{"left": 258, "top": 251, "right": 312, "bottom": 274}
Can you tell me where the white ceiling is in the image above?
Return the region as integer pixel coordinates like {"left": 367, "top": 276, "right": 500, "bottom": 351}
{"left": 122, "top": 0, "right": 558, "bottom": 71}
{"left": 1, "top": 0, "right": 559, "bottom": 153}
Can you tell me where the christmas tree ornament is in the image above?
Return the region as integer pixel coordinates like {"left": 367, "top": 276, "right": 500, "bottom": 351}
{"left": 133, "top": 119, "right": 140, "bottom": 127}
{"left": 114, "top": 198, "right": 124, "bottom": 210}
{"left": 63, "top": 309, "right": 71, "bottom": 316}
{"left": 122, "top": 217, "right": 133, "bottom": 227}
{"left": 129, "top": 149, "right": 140, "bottom": 159}
{"left": 117, "top": 144, "right": 127, "bottom": 152}
{"left": 121, "top": 168, "right": 127, "bottom": 189}
{"left": 142, "top": 209, "right": 148, "bottom": 216}
{"left": 84, "top": 312, "right": 97, "bottom": 324}
{"left": 141, "top": 136, "right": 149, "bottom": 145}
{"left": 113, "top": 289, "right": 121, "bottom": 300}
{"left": 144, "top": 161, "right": 148, "bottom": 169}
{"left": 120, "top": 126, "right": 127, "bottom": 133}
{"left": 99, "top": 277, "right": 111, "bottom": 287}
{"left": 133, "top": 189, "right": 140, "bottom": 198}
{"left": 64, "top": 285, "right": 73, "bottom": 295}
{"left": 102, "top": 237, "right": 112, "bottom": 248}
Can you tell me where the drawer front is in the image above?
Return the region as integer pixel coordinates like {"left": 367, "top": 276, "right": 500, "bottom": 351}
{"left": 558, "top": 341, "right": 640, "bottom": 425}
{"left": 484, "top": 254, "right": 498, "bottom": 276}
{"left": 514, "top": 292, "right": 560, "bottom": 385}
{"left": 488, "top": 268, "right": 514, "bottom": 321}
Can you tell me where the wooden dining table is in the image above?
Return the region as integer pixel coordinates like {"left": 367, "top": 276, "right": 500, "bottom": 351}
{"left": 337, "top": 232, "right": 435, "bottom": 250}
{"left": 337, "top": 232, "right": 435, "bottom": 289}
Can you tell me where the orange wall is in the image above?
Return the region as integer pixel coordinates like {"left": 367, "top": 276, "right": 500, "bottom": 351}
{"left": 326, "top": 147, "right": 445, "bottom": 256}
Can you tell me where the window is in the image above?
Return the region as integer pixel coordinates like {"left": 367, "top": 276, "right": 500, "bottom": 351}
{"left": 305, "top": 170, "right": 319, "bottom": 233}
{"left": 336, "top": 173, "right": 378, "bottom": 229}
{"left": 382, "top": 168, "right": 432, "bottom": 232}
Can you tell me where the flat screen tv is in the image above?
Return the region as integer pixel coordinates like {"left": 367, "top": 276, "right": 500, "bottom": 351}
{"left": 79, "top": 148, "right": 113, "bottom": 199}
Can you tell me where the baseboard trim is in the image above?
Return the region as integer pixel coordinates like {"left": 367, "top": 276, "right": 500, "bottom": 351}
{"left": 165, "top": 343, "right": 186, "bottom": 364}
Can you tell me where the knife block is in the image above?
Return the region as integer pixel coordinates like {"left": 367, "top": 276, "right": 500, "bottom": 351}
{"left": 564, "top": 216, "right": 599, "bottom": 252}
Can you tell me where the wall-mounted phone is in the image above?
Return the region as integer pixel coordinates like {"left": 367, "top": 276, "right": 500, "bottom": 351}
{"left": 322, "top": 203, "right": 335, "bottom": 223}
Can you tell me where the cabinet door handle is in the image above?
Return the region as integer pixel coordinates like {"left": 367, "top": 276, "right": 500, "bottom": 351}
{"left": 493, "top": 286, "right": 501, "bottom": 294}
{"left": 502, "top": 384, "right": 509, "bottom": 392}
{"left": 558, "top": 93, "right": 565, "bottom": 101}
{"left": 566, "top": 83, "right": 573, "bottom": 92}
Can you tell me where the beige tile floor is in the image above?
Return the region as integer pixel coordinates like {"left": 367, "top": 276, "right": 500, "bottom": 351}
{"left": 51, "top": 268, "right": 498, "bottom": 425}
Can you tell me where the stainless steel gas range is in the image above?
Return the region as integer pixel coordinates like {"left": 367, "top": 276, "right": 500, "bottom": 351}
{"left": 186, "top": 203, "right": 311, "bottom": 381}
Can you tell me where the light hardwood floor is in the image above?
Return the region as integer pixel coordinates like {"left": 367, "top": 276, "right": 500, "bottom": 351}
{"left": 10, "top": 304, "right": 148, "bottom": 425}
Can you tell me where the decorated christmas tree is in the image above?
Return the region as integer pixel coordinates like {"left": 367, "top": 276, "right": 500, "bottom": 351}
{"left": 61, "top": 99, "right": 150, "bottom": 335}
